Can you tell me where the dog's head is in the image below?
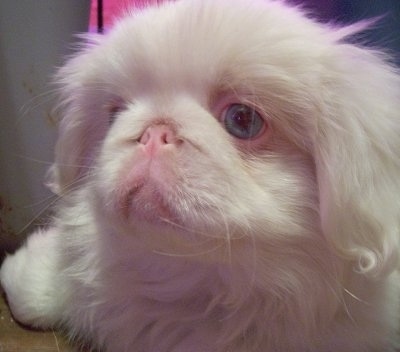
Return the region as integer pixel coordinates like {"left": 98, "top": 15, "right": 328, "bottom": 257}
{"left": 49, "top": 0, "right": 400, "bottom": 277}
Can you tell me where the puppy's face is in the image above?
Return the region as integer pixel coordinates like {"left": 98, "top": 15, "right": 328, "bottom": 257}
{"left": 53, "top": 0, "right": 400, "bottom": 272}
{"left": 85, "top": 1, "right": 319, "bottom": 247}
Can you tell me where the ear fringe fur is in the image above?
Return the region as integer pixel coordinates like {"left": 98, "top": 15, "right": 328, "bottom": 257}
{"left": 316, "top": 30, "right": 400, "bottom": 276}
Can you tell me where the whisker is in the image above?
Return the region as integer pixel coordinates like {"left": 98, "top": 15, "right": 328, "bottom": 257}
{"left": 9, "top": 152, "right": 99, "bottom": 172}
{"left": 158, "top": 217, "right": 210, "bottom": 237}
{"left": 11, "top": 154, "right": 54, "bottom": 166}
{"left": 17, "top": 173, "right": 94, "bottom": 234}
{"left": 213, "top": 200, "right": 232, "bottom": 264}
{"left": 153, "top": 243, "right": 225, "bottom": 258}
{"left": 17, "top": 88, "right": 61, "bottom": 123}
{"left": 17, "top": 196, "right": 61, "bottom": 235}
{"left": 343, "top": 287, "right": 370, "bottom": 306}
{"left": 21, "top": 193, "right": 59, "bottom": 210}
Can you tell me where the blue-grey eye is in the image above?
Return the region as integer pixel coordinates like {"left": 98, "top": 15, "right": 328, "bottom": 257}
{"left": 223, "top": 104, "right": 265, "bottom": 139}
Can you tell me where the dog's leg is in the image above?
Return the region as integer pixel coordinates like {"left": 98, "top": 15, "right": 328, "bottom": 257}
{"left": 0, "top": 228, "right": 67, "bottom": 329}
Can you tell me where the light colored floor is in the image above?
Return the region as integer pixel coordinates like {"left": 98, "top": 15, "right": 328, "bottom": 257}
{"left": 0, "top": 293, "right": 80, "bottom": 352}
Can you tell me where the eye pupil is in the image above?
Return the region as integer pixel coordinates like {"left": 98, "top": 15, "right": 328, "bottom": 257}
{"left": 233, "top": 108, "right": 253, "bottom": 129}
{"left": 224, "top": 104, "right": 265, "bottom": 139}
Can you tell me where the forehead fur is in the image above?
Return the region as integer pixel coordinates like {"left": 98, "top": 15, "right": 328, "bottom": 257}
{"left": 85, "top": 0, "right": 339, "bottom": 94}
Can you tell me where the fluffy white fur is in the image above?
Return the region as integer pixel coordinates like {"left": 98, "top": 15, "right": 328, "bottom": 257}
{"left": 1, "top": 0, "right": 400, "bottom": 351}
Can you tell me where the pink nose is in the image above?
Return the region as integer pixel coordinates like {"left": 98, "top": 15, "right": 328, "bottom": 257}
{"left": 139, "top": 124, "right": 180, "bottom": 154}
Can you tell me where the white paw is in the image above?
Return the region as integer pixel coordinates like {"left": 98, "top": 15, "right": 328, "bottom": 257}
{"left": 0, "top": 229, "right": 65, "bottom": 328}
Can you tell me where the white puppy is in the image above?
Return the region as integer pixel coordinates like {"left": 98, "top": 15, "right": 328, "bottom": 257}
{"left": 1, "top": 0, "right": 400, "bottom": 351}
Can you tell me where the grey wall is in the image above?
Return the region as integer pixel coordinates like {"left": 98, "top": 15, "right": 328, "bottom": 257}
{"left": 0, "top": 1, "right": 90, "bottom": 254}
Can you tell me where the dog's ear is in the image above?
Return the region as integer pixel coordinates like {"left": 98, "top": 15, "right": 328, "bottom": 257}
{"left": 315, "top": 36, "right": 400, "bottom": 276}
{"left": 46, "top": 35, "right": 103, "bottom": 195}
{"left": 45, "top": 103, "right": 90, "bottom": 196}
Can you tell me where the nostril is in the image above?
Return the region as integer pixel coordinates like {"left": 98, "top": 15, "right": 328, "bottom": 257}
{"left": 160, "top": 130, "right": 171, "bottom": 144}
{"left": 139, "top": 124, "right": 179, "bottom": 147}
{"left": 139, "top": 129, "right": 151, "bottom": 145}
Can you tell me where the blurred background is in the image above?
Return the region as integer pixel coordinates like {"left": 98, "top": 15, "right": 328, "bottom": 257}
{"left": 0, "top": 0, "right": 399, "bottom": 259}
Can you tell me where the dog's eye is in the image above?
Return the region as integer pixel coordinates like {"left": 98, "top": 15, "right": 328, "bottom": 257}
{"left": 107, "top": 101, "right": 125, "bottom": 124}
{"left": 223, "top": 104, "right": 265, "bottom": 139}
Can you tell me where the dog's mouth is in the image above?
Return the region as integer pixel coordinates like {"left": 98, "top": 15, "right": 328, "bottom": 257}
{"left": 121, "top": 179, "right": 181, "bottom": 225}
{"left": 114, "top": 167, "right": 222, "bottom": 235}
{"left": 112, "top": 147, "right": 192, "bottom": 228}
{"left": 106, "top": 130, "right": 226, "bottom": 233}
